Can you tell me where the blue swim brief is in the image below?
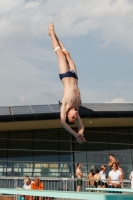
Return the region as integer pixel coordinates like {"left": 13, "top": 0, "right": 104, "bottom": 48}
{"left": 59, "top": 69, "right": 78, "bottom": 80}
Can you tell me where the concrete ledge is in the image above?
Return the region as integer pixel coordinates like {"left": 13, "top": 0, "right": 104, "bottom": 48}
{"left": 0, "top": 188, "right": 133, "bottom": 200}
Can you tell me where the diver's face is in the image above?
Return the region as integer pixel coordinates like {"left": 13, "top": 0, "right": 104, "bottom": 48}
{"left": 67, "top": 109, "right": 77, "bottom": 123}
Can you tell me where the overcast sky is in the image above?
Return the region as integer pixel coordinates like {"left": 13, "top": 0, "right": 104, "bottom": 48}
{"left": 0, "top": 0, "right": 133, "bottom": 106}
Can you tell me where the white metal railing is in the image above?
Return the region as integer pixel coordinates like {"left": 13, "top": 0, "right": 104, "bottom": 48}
{"left": 0, "top": 177, "right": 132, "bottom": 192}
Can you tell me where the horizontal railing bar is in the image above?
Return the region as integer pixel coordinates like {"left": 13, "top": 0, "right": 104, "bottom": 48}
{"left": 0, "top": 177, "right": 131, "bottom": 182}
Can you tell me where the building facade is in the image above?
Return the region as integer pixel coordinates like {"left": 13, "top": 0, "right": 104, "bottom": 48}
{"left": 0, "top": 103, "right": 133, "bottom": 179}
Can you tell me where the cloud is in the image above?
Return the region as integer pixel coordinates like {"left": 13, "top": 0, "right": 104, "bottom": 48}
{"left": 0, "top": 0, "right": 133, "bottom": 50}
{"left": 105, "top": 98, "right": 132, "bottom": 103}
{"left": 18, "top": 90, "right": 62, "bottom": 105}
{"left": 0, "top": 51, "right": 62, "bottom": 106}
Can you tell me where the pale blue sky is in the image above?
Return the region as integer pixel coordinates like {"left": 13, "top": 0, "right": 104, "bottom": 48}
{"left": 0, "top": 0, "right": 133, "bottom": 106}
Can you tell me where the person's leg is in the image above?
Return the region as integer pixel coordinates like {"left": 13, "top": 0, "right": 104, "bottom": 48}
{"left": 77, "top": 185, "right": 80, "bottom": 192}
{"left": 48, "top": 23, "right": 69, "bottom": 74}
{"left": 55, "top": 36, "right": 77, "bottom": 74}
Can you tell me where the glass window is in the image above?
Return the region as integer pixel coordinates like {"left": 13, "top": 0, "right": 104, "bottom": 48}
{"left": 0, "top": 150, "right": 7, "bottom": 160}
{"left": 87, "top": 152, "right": 109, "bottom": 165}
{"left": 9, "top": 130, "right": 33, "bottom": 139}
{"left": 59, "top": 141, "right": 71, "bottom": 151}
{"left": 74, "top": 152, "right": 87, "bottom": 163}
{"left": 59, "top": 163, "right": 72, "bottom": 177}
{"left": 34, "top": 151, "right": 58, "bottom": 162}
{"left": 0, "top": 131, "right": 8, "bottom": 139}
{"left": 130, "top": 145, "right": 133, "bottom": 154}
{"left": 107, "top": 127, "right": 128, "bottom": 133}
{"left": 8, "top": 139, "right": 33, "bottom": 150}
{"left": 109, "top": 144, "right": 131, "bottom": 153}
{"left": 0, "top": 162, "right": 7, "bottom": 176}
{"left": 73, "top": 142, "right": 86, "bottom": 151}
{"left": 85, "top": 131, "right": 107, "bottom": 143}
{"left": 7, "top": 162, "right": 33, "bottom": 177}
{"left": 0, "top": 139, "right": 7, "bottom": 149}
{"left": 33, "top": 163, "right": 60, "bottom": 177}
{"left": 108, "top": 132, "right": 130, "bottom": 144}
{"left": 59, "top": 152, "right": 72, "bottom": 162}
{"left": 59, "top": 129, "right": 71, "bottom": 141}
{"left": 129, "top": 134, "right": 133, "bottom": 145}
{"left": 86, "top": 143, "right": 108, "bottom": 152}
{"left": 34, "top": 141, "right": 58, "bottom": 151}
{"left": 8, "top": 150, "right": 33, "bottom": 161}
{"left": 34, "top": 129, "right": 59, "bottom": 141}
{"left": 125, "top": 165, "right": 133, "bottom": 179}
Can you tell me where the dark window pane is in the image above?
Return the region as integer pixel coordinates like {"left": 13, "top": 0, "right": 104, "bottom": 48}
{"left": 86, "top": 143, "right": 108, "bottom": 152}
{"left": 85, "top": 131, "right": 107, "bottom": 143}
{"left": 34, "top": 141, "right": 58, "bottom": 151}
{"left": 109, "top": 144, "right": 130, "bottom": 153}
{"left": 34, "top": 129, "right": 59, "bottom": 141}
{"left": 34, "top": 151, "right": 58, "bottom": 162}
{"left": 59, "top": 129, "right": 71, "bottom": 141}
{"left": 129, "top": 127, "right": 133, "bottom": 133}
{"left": 129, "top": 134, "right": 133, "bottom": 145}
{"left": 59, "top": 152, "right": 72, "bottom": 162}
{"left": 8, "top": 150, "right": 33, "bottom": 161}
{"left": 0, "top": 150, "right": 7, "bottom": 160}
{"left": 59, "top": 141, "right": 71, "bottom": 151}
{"left": 107, "top": 127, "right": 128, "bottom": 133}
{"left": 0, "top": 139, "right": 7, "bottom": 149}
{"left": 0, "top": 131, "right": 8, "bottom": 139}
{"left": 8, "top": 139, "right": 33, "bottom": 150}
{"left": 130, "top": 145, "right": 133, "bottom": 154}
{"left": 108, "top": 133, "right": 130, "bottom": 144}
{"left": 73, "top": 142, "right": 86, "bottom": 151}
{"left": 87, "top": 152, "right": 109, "bottom": 165}
{"left": 9, "top": 130, "right": 33, "bottom": 139}
{"left": 74, "top": 152, "right": 86, "bottom": 163}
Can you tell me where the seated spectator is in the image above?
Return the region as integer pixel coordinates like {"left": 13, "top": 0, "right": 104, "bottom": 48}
{"left": 108, "top": 154, "right": 118, "bottom": 167}
{"left": 23, "top": 177, "right": 32, "bottom": 189}
{"left": 108, "top": 162, "right": 122, "bottom": 193}
{"left": 23, "top": 177, "right": 32, "bottom": 200}
{"left": 100, "top": 165, "right": 108, "bottom": 188}
{"left": 94, "top": 169, "right": 101, "bottom": 188}
{"left": 30, "top": 177, "right": 44, "bottom": 200}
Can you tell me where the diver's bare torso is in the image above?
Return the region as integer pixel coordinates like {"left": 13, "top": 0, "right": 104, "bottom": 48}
{"left": 62, "top": 77, "right": 81, "bottom": 112}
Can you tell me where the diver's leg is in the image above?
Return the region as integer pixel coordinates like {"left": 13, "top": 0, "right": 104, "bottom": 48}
{"left": 48, "top": 23, "right": 69, "bottom": 74}
{"left": 54, "top": 35, "right": 77, "bottom": 74}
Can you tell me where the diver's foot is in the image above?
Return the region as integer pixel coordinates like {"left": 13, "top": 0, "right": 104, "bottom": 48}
{"left": 48, "top": 23, "right": 54, "bottom": 36}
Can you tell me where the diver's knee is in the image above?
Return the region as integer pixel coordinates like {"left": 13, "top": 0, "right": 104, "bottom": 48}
{"left": 57, "top": 49, "right": 66, "bottom": 58}
{"left": 64, "top": 50, "right": 70, "bottom": 57}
